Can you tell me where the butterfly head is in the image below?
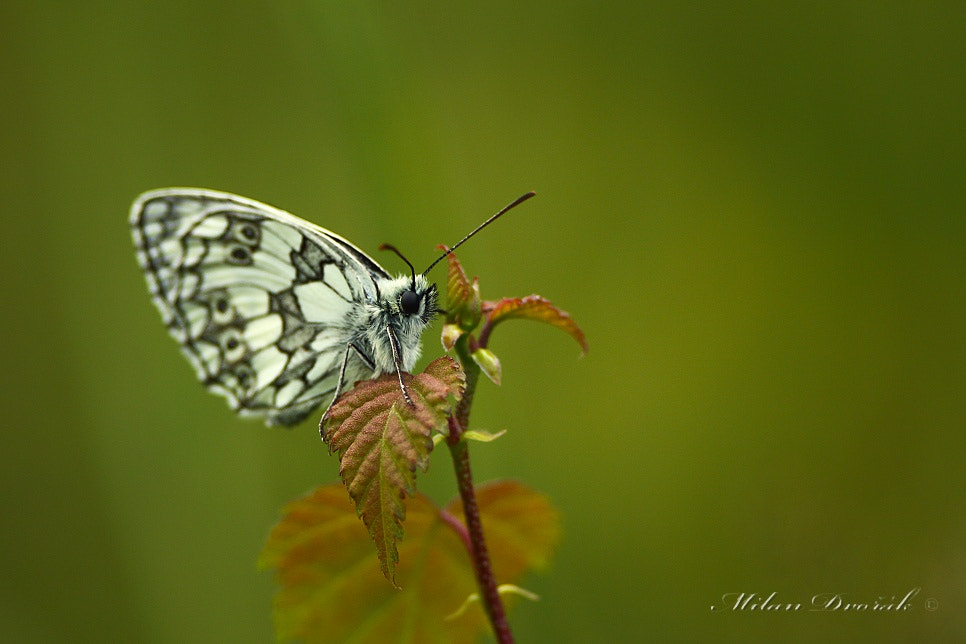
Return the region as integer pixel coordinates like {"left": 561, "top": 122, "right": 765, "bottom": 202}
{"left": 367, "top": 273, "right": 438, "bottom": 375}
{"left": 383, "top": 273, "right": 438, "bottom": 323}
{"left": 378, "top": 243, "right": 439, "bottom": 323}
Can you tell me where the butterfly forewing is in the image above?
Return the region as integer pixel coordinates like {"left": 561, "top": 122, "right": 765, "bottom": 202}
{"left": 131, "top": 188, "right": 390, "bottom": 426}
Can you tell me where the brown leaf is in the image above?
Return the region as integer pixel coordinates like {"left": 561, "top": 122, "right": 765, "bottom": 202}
{"left": 439, "top": 247, "right": 481, "bottom": 331}
{"left": 260, "top": 480, "right": 560, "bottom": 644}
{"left": 323, "top": 357, "right": 465, "bottom": 584}
{"left": 483, "top": 295, "right": 589, "bottom": 355}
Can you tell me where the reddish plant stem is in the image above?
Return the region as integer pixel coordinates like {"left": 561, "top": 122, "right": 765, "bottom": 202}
{"left": 438, "top": 506, "right": 472, "bottom": 554}
{"left": 446, "top": 337, "right": 513, "bottom": 643}
{"left": 447, "top": 426, "right": 512, "bottom": 643}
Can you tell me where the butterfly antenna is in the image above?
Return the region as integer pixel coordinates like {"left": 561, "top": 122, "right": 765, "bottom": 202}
{"left": 422, "top": 191, "right": 536, "bottom": 276}
{"left": 379, "top": 243, "right": 417, "bottom": 289}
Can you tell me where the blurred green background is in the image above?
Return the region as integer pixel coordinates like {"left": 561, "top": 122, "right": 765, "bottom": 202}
{"left": 2, "top": 2, "right": 964, "bottom": 642}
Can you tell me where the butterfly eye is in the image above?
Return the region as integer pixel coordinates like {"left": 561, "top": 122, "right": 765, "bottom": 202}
{"left": 400, "top": 290, "right": 421, "bottom": 315}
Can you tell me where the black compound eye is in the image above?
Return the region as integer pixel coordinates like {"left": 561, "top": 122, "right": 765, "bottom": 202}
{"left": 400, "top": 290, "right": 421, "bottom": 315}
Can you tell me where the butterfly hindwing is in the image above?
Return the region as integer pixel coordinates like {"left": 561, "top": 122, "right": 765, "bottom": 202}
{"left": 131, "top": 188, "right": 390, "bottom": 426}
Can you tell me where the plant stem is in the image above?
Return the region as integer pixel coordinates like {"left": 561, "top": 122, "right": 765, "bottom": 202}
{"left": 446, "top": 338, "right": 513, "bottom": 643}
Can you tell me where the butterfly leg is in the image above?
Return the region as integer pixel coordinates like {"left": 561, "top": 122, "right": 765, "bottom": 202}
{"left": 385, "top": 325, "right": 414, "bottom": 406}
{"left": 319, "top": 343, "right": 375, "bottom": 440}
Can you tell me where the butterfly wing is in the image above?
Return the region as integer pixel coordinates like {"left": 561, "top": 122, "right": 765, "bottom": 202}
{"left": 130, "top": 188, "right": 390, "bottom": 426}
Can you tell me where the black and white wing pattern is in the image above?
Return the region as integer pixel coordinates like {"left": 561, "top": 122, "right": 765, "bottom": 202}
{"left": 131, "top": 188, "right": 391, "bottom": 426}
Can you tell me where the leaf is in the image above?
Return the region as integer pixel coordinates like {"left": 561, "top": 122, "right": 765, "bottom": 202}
{"left": 440, "top": 322, "right": 464, "bottom": 351}
{"left": 439, "top": 247, "right": 481, "bottom": 331}
{"left": 322, "top": 357, "right": 465, "bottom": 584}
{"left": 462, "top": 429, "right": 507, "bottom": 443}
{"left": 260, "top": 480, "right": 561, "bottom": 644}
{"left": 471, "top": 347, "right": 502, "bottom": 385}
{"left": 259, "top": 486, "right": 473, "bottom": 643}
{"left": 497, "top": 584, "right": 541, "bottom": 602}
{"left": 483, "top": 295, "right": 589, "bottom": 355}
{"left": 435, "top": 428, "right": 506, "bottom": 446}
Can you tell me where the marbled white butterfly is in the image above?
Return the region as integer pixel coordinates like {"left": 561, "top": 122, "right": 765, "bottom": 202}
{"left": 130, "top": 188, "right": 533, "bottom": 428}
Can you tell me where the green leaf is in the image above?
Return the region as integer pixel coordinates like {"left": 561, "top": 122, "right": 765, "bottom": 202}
{"left": 483, "top": 295, "right": 589, "bottom": 355}
{"left": 440, "top": 247, "right": 481, "bottom": 331}
{"left": 322, "top": 357, "right": 465, "bottom": 585}
{"left": 260, "top": 480, "right": 560, "bottom": 644}
{"left": 440, "top": 322, "right": 464, "bottom": 351}
{"left": 471, "top": 347, "right": 502, "bottom": 385}
{"left": 462, "top": 429, "right": 507, "bottom": 443}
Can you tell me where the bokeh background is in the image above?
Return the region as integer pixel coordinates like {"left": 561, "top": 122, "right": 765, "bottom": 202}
{"left": 2, "top": 2, "right": 964, "bottom": 642}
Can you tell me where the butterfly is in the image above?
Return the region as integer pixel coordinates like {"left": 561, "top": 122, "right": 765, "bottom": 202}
{"left": 130, "top": 188, "right": 533, "bottom": 430}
